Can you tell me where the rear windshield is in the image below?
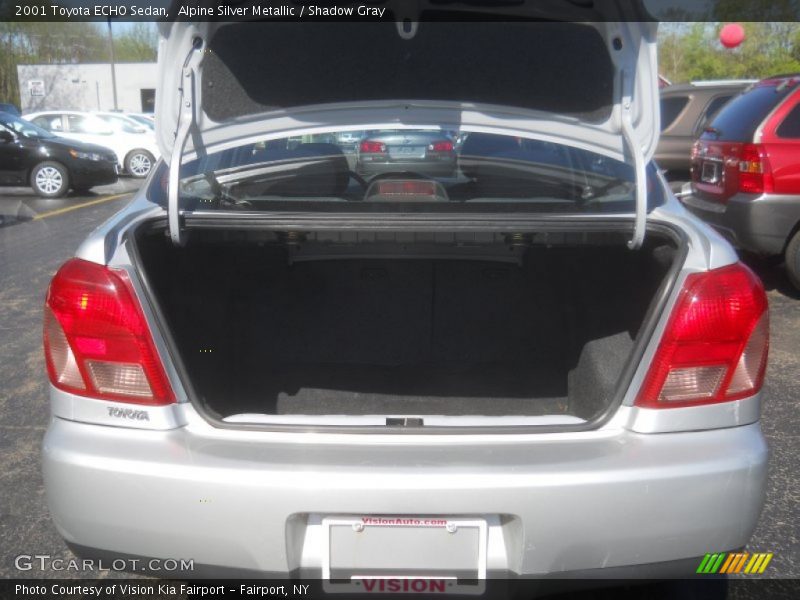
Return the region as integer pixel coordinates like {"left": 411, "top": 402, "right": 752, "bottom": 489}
{"left": 701, "top": 85, "right": 792, "bottom": 141}
{"left": 152, "top": 129, "right": 647, "bottom": 215}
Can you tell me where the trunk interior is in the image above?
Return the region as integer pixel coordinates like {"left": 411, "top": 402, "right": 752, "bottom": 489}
{"left": 134, "top": 226, "right": 678, "bottom": 424}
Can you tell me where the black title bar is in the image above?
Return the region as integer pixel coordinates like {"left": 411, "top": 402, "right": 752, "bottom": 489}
{"left": 1, "top": 0, "right": 799, "bottom": 22}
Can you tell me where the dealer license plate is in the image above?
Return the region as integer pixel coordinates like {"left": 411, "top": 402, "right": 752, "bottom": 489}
{"left": 322, "top": 516, "right": 487, "bottom": 595}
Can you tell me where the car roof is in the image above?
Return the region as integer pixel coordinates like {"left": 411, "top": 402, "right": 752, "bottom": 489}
{"left": 661, "top": 81, "right": 755, "bottom": 95}
{"left": 27, "top": 110, "right": 89, "bottom": 116}
{"left": 95, "top": 112, "right": 140, "bottom": 120}
{"left": 753, "top": 74, "right": 800, "bottom": 88}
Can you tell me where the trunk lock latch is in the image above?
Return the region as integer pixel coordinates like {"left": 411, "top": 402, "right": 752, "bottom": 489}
{"left": 386, "top": 417, "right": 425, "bottom": 428}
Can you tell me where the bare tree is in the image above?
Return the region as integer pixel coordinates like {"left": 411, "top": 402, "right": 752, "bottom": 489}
{"left": 0, "top": 21, "right": 158, "bottom": 106}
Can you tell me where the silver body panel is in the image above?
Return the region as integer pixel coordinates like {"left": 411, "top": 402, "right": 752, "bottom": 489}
{"left": 43, "top": 411, "right": 767, "bottom": 575}
{"left": 42, "top": 173, "right": 769, "bottom": 576}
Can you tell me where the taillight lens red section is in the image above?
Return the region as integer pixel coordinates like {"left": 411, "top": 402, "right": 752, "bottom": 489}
{"left": 43, "top": 258, "right": 175, "bottom": 405}
{"left": 360, "top": 140, "right": 386, "bottom": 153}
{"left": 738, "top": 143, "right": 773, "bottom": 194}
{"left": 429, "top": 140, "right": 454, "bottom": 152}
{"left": 635, "top": 263, "right": 768, "bottom": 409}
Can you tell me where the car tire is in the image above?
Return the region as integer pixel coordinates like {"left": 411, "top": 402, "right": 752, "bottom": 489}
{"left": 30, "top": 161, "right": 69, "bottom": 198}
{"left": 125, "top": 149, "right": 155, "bottom": 178}
{"left": 785, "top": 229, "right": 800, "bottom": 291}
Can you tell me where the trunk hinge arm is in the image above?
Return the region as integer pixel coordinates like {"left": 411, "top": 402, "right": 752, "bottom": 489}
{"left": 620, "top": 69, "right": 647, "bottom": 250}
{"left": 168, "top": 38, "right": 204, "bottom": 246}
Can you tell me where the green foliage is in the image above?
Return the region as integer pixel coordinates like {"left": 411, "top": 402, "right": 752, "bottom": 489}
{"left": 0, "top": 22, "right": 158, "bottom": 106}
{"left": 658, "top": 22, "right": 800, "bottom": 83}
{"left": 114, "top": 23, "right": 159, "bottom": 63}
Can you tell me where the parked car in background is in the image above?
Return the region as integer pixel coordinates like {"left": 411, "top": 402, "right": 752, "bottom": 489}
{"left": 681, "top": 74, "right": 800, "bottom": 289}
{"left": 25, "top": 110, "right": 160, "bottom": 178}
{"left": 0, "top": 102, "right": 21, "bottom": 117}
{"left": 356, "top": 129, "right": 457, "bottom": 178}
{"left": 0, "top": 112, "right": 117, "bottom": 197}
{"left": 656, "top": 80, "right": 755, "bottom": 183}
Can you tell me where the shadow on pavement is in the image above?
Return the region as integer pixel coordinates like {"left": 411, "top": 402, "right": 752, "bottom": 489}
{"left": 741, "top": 255, "right": 800, "bottom": 301}
{"left": 0, "top": 202, "right": 36, "bottom": 228}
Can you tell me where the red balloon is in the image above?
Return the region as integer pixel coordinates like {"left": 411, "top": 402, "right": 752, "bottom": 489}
{"left": 720, "top": 23, "right": 745, "bottom": 48}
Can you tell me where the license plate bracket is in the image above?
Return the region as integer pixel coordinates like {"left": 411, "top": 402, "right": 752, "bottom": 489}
{"left": 321, "top": 516, "right": 487, "bottom": 594}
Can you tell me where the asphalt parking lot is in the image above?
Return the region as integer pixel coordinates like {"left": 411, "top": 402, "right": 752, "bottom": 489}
{"left": 0, "top": 180, "right": 797, "bottom": 589}
{"left": 1, "top": 179, "right": 141, "bottom": 581}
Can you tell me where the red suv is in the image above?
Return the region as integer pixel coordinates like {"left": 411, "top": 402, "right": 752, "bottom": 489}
{"left": 682, "top": 74, "right": 800, "bottom": 289}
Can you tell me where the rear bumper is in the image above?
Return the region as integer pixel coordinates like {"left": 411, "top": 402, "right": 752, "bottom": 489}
{"left": 64, "top": 541, "right": 710, "bottom": 582}
{"left": 42, "top": 416, "right": 768, "bottom": 577}
{"left": 680, "top": 190, "right": 799, "bottom": 256}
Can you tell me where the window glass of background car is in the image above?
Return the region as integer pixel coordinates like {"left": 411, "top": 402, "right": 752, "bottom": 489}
{"left": 776, "top": 103, "right": 800, "bottom": 138}
{"left": 0, "top": 113, "right": 53, "bottom": 138}
{"left": 102, "top": 115, "right": 145, "bottom": 134}
{"left": 659, "top": 96, "right": 689, "bottom": 131}
{"left": 32, "top": 116, "right": 61, "bottom": 131}
{"left": 702, "top": 86, "right": 792, "bottom": 141}
{"left": 68, "top": 114, "right": 112, "bottom": 135}
{"left": 696, "top": 95, "right": 733, "bottom": 133}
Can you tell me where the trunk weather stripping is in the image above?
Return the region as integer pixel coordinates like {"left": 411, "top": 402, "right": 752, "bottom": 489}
{"left": 127, "top": 216, "right": 686, "bottom": 436}
{"left": 169, "top": 37, "right": 204, "bottom": 247}
{"left": 621, "top": 69, "right": 646, "bottom": 250}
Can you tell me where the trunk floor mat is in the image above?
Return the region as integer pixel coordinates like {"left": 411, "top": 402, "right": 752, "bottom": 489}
{"left": 225, "top": 362, "right": 570, "bottom": 416}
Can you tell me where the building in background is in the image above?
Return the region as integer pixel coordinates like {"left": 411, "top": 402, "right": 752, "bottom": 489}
{"left": 16, "top": 63, "right": 156, "bottom": 114}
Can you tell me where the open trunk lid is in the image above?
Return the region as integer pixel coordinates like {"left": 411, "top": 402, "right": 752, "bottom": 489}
{"left": 156, "top": 2, "right": 659, "bottom": 246}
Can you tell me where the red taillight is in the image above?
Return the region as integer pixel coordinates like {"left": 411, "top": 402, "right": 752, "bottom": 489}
{"left": 635, "top": 263, "right": 768, "bottom": 409}
{"left": 360, "top": 140, "right": 386, "bottom": 153}
{"left": 43, "top": 258, "right": 175, "bottom": 405}
{"left": 738, "top": 143, "right": 773, "bottom": 194}
{"left": 428, "top": 140, "right": 454, "bottom": 152}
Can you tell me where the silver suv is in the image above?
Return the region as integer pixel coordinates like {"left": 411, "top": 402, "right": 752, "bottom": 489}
{"left": 42, "top": 11, "right": 768, "bottom": 584}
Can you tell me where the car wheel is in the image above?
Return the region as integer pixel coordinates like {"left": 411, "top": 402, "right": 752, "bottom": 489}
{"left": 30, "top": 161, "right": 69, "bottom": 198}
{"left": 125, "top": 150, "right": 155, "bottom": 178}
{"left": 785, "top": 229, "right": 800, "bottom": 291}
